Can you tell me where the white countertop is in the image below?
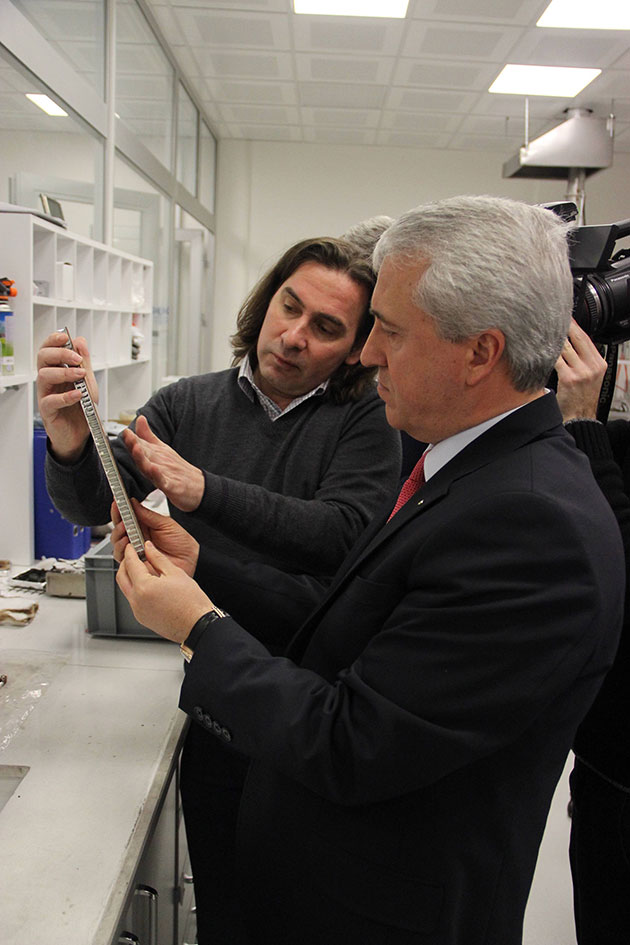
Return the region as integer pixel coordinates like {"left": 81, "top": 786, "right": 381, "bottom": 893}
{"left": 0, "top": 579, "right": 186, "bottom": 945}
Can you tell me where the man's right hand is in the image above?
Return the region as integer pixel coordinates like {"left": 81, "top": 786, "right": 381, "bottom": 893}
{"left": 36, "top": 331, "right": 99, "bottom": 463}
{"left": 555, "top": 319, "right": 607, "bottom": 423}
{"left": 110, "top": 499, "right": 200, "bottom": 577}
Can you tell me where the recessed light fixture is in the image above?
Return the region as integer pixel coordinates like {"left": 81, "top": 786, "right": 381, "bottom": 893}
{"left": 293, "top": 0, "right": 409, "bottom": 17}
{"left": 26, "top": 93, "right": 68, "bottom": 117}
{"left": 537, "top": 0, "right": 630, "bottom": 29}
{"left": 489, "top": 65, "right": 601, "bottom": 98}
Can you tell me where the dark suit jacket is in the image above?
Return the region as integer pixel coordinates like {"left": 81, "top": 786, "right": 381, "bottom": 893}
{"left": 181, "top": 393, "right": 624, "bottom": 945}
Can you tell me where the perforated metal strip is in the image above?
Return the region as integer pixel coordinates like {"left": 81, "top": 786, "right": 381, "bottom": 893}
{"left": 62, "top": 327, "right": 145, "bottom": 560}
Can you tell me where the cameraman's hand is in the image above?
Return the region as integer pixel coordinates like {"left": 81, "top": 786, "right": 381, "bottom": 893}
{"left": 110, "top": 499, "right": 200, "bottom": 577}
{"left": 121, "top": 415, "right": 205, "bottom": 512}
{"left": 36, "top": 331, "right": 98, "bottom": 463}
{"left": 555, "top": 319, "right": 607, "bottom": 422}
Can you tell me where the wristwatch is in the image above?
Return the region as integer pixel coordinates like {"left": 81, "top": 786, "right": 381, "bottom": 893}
{"left": 180, "top": 607, "right": 227, "bottom": 663}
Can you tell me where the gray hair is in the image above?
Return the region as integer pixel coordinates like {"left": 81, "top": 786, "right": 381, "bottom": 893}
{"left": 372, "top": 195, "right": 574, "bottom": 392}
{"left": 342, "top": 215, "right": 395, "bottom": 263}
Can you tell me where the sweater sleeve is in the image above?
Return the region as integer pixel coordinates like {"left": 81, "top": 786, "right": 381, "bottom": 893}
{"left": 192, "top": 394, "right": 402, "bottom": 575}
{"left": 44, "top": 385, "right": 178, "bottom": 526}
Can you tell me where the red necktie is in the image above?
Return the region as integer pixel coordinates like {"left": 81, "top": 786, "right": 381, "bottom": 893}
{"left": 388, "top": 452, "right": 427, "bottom": 521}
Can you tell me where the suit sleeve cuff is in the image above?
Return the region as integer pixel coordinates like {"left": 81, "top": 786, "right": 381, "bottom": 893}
{"left": 180, "top": 609, "right": 227, "bottom": 662}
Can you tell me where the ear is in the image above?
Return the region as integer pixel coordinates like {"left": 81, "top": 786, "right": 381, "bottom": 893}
{"left": 344, "top": 344, "right": 363, "bottom": 366}
{"left": 465, "top": 330, "right": 505, "bottom": 387}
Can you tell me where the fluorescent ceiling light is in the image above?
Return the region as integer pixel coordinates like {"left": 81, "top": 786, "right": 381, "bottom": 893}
{"left": 489, "top": 64, "right": 601, "bottom": 97}
{"left": 537, "top": 0, "right": 630, "bottom": 29}
{"left": 26, "top": 93, "right": 68, "bottom": 117}
{"left": 293, "top": 0, "right": 409, "bottom": 17}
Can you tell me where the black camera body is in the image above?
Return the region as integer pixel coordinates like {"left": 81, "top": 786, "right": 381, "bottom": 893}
{"left": 570, "top": 220, "right": 630, "bottom": 344}
{"left": 546, "top": 202, "right": 630, "bottom": 345}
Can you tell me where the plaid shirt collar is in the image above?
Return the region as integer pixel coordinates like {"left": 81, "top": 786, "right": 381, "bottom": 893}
{"left": 237, "top": 353, "right": 329, "bottom": 421}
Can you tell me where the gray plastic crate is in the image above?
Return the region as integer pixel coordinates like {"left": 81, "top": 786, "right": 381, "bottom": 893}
{"left": 84, "top": 536, "right": 155, "bottom": 638}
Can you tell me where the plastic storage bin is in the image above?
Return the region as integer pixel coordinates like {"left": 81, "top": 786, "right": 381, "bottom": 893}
{"left": 84, "top": 536, "right": 155, "bottom": 637}
{"left": 33, "top": 427, "right": 91, "bottom": 560}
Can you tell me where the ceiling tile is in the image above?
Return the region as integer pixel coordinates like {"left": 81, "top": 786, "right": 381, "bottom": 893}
{"left": 301, "top": 107, "right": 380, "bottom": 128}
{"left": 201, "top": 50, "right": 294, "bottom": 79}
{"left": 292, "top": 17, "right": 403, "bottom": 55}
{"left": 412, "top": 0, "right": 543, "bottom": 25}
{"left": 144, "top": 4, "right": 188, "bottom": 46}
{"left": 174, "top": 9, "right": 291, "bottom": 49}
{"left": 295, "top": 54, "right": 394, "bottom": 84}
{"left": 380, "top": 110, "right": 463, "bottom": 133}
{"left": 508, "top": 29, "right": 630, "bottom": 69}
{"left": 402, "top": 23, "right": 523, "bottom": 61}
{"left": 207, "top": 79, "right": 298, "bottom": 105}
{"left": 169, "top": 0, "right": 287, "bottom": 9}
{"left": 298, "top": 81, "right": 388, "bottom": 109}
{"left": 394, "top": 59, "right": 500, "bottom": 90}
{"left": 218, "top": 103, "right": 300, "bottom": 124}
{"left": 581, "top": 71, "right": 630, "bottom": 102}
{"left": 303, "top": 127, "right": 378, "bottom": 145}
{"left": 228, "top": 123, "right": 303, "bottom": 140}
{"left": 386, "top": 87, "right": 480, "bottom": 112}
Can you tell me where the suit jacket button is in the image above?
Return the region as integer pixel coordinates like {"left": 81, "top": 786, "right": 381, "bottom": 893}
{"left": 193, "top": 706, "right": 204, "bottom": 722}
{"left": 222, "top": 728, "right": 232, "bottom": 742}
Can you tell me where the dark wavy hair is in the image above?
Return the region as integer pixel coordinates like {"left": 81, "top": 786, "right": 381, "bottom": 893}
{"left": 230, "top": 237, "right": 377, "bottom": 404}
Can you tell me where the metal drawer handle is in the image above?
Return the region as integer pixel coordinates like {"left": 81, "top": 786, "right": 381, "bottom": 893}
{"left": 135, "top": 884, "right": 158, "bottom": 945}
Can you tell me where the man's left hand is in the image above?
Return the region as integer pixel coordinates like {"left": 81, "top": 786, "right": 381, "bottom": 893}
{"left": 122, "top": 415, "right": 205, "bottom": 512}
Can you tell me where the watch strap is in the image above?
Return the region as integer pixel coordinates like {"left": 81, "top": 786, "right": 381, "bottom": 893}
{"left": 180, "top": 607, "right": 227, "bottom": 663}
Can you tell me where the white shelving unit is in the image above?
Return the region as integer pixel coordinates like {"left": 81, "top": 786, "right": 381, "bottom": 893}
{"left": 0, "top": 212, "right": 153, "bottom": 565}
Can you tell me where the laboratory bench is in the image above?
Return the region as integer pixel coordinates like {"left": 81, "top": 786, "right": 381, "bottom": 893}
{"left": 0, "top": 576, "right": 195, "bottom": 944}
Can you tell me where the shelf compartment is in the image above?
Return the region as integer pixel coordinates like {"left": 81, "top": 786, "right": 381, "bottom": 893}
{"left": 108, "top": 255, "right": 122, "bottom": 309}
{"left": 32, "top": 304, "right": 60, "bottom": 371}
{"left": 107, "top": 360, "right": 151, "bottom": 423}
{"left": 32, "top": 226, "right": 56, "bottom": 296}
{"left": 75, "top": 243, "right": 94, "bottom": 305}
{"left": 91, "top": 310, "right": 109, "bottom": 370}
{"left": 93, "top": 249, "right": 108, "bottom": 307}
{"left": 0, "top": 384, "right": 33, "bottom": 563}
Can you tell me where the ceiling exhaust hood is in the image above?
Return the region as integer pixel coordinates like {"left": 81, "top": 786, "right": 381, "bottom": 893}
{"left": 503, "top": 107, "right": 613, "bottom": 180}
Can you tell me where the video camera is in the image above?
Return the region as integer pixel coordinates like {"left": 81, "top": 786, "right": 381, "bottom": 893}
{"left": 546, "top": 202, "right": 630, "bottom": 344}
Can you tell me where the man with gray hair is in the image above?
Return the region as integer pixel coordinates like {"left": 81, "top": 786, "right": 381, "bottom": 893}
{"left": 113, "top": 195, "right": 624, "bottom": 945}
{"left": 342, "top": 214, "right": 394, "bottom": 261}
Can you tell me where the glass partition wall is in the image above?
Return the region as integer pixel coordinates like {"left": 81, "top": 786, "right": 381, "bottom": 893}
{"left": 0, "top": 0, "right": 217, "bottom": 383}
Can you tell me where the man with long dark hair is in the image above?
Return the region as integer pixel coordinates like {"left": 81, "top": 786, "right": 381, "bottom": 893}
{"left": 37, "top": 235, "right": 401, "bottom": 944}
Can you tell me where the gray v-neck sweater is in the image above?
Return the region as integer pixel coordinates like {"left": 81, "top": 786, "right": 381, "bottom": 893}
{"left": 46, "top": 368, "right": 401, "bottom": 576}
